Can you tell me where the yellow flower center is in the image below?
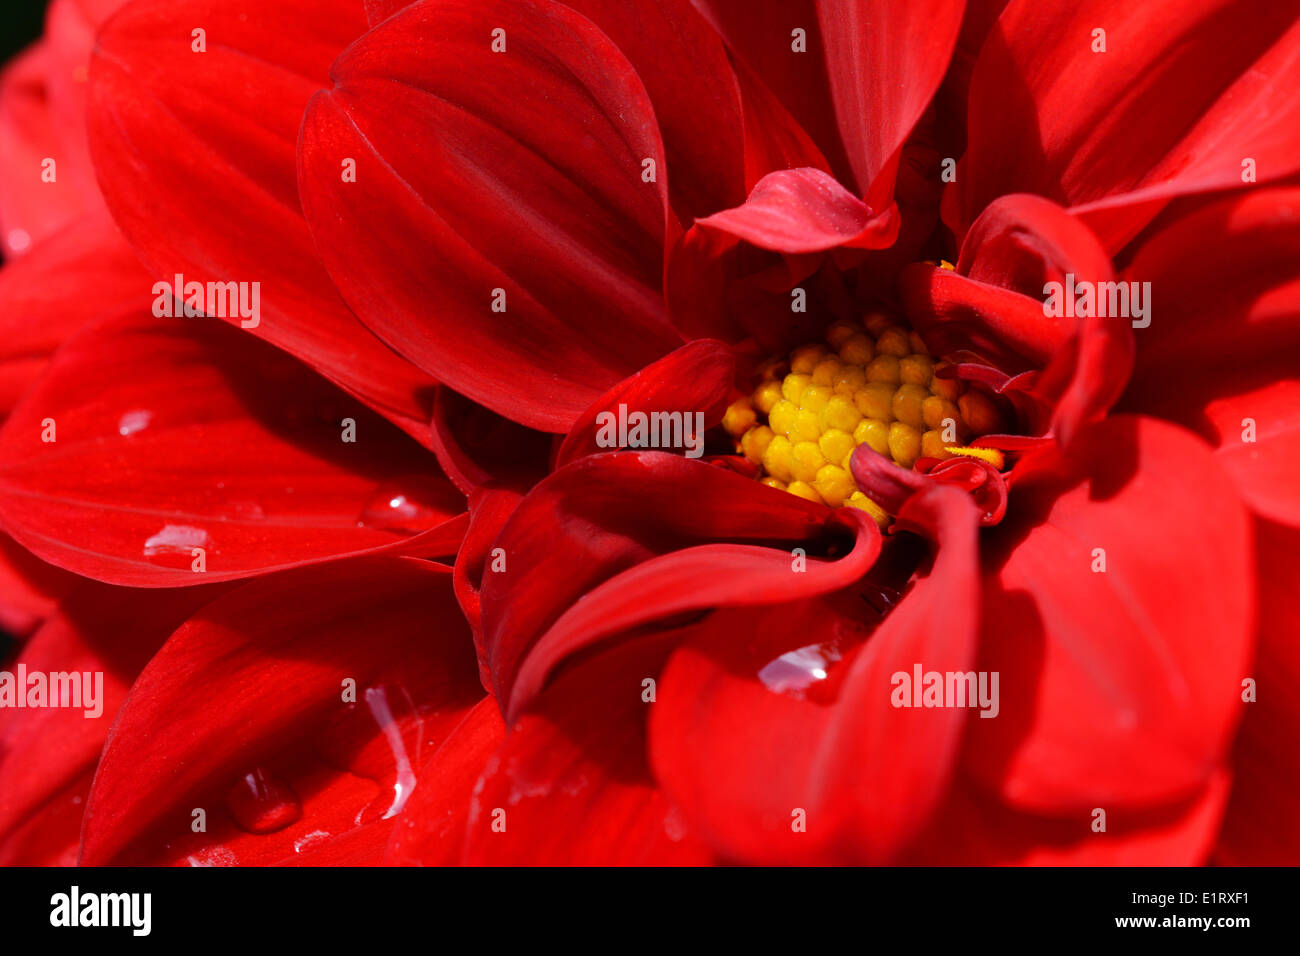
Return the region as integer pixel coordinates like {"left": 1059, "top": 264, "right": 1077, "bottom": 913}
{"left": 722, "top": 308, "right": 1005, "bottom": 524}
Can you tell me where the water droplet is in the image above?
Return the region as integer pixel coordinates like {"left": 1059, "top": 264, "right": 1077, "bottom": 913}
{"left": 357, "top": 476, "right": 451, "bottom": 533}
{"left": 143, "top": 524, "right": 212, "bottom": 566}
{"left": 224, "top": 767, "right": 302, "bottom": 834}
{"left": 117, "top": 409, "right": 153, "bottom": 436}
{"left": 293, "top": 830, "right": 331, "bottom": 854}
{"left": 6, "top": 228, "right": 30, "bottom": 254}
{"left": 315, "top": 683, "right": 424, "bottom": 824}
{"left": 185, "top": 846, "right": 238, "bottom": 867}
{"left": 758, "top": 642, "right": 843, "bottom": 699}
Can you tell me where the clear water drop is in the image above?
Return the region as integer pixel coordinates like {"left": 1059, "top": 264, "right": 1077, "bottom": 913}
{"left": 224, "top": 767, "right": 302, "bottom": 835}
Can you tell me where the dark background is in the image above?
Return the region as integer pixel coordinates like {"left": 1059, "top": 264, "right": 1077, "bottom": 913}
{"left": 1, "top": 1, "right": 48, "bottom": 63}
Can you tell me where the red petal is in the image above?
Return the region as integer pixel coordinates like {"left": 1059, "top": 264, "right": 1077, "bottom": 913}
{"left": 0, "top": 313, "right": 464, "bottom": 586}
{"left": 556, "top": 339, "right": 735, "bottom": 467}
{"left": 0, "top": 44, "right": 99, "bottom": 256}
{"left": 729, "top": 51, "right": 832, "bottom": 188}
{"left": 0, "top": 214, "right": 144, "bottom": 417}
{"left": 87, "top": 0, "right": 438, "bottom": 443}
{"left": 561, "top": 0, "right": 747, "bottom": 219}
{"left": 692, "top": 0, "right": 855, "bottom": 188}
{"left": 693, "top": 167, "right": 898, "bottom": 253}
{"left": 0, "top": 582, "right": 220, "bottom": 865}
{"left": 649, "top": 485, "right": 981, "bottom": 863}
{"left": 479, "top": 452, "right": 866, "bottom": 713}
{"left": 1216, "top": 518, "right": 1300, "bottom": 865}
{"left": 954, "top": 0, "right": 1300, "bottom": 250}
{"left": 454, "top": 484, "right": 526, "bottom": 692}
{"left": 80, "top": 558, "right": 483, "bottom": 866}
{"left": 0, "top": 533, "right": 77, "bottom": 638}
{"left": 816, "top": 0, "right": 965, "bottom": 211}
{"left": 429, "top": 387, "right": 553, "bottom": 496}
{"left": 363, "top": 0, "right": 410, "bottom": 26}
{"left": 1122, "top": 187, "right": 1300, "bottom": 526}
{"left": 384, "top": 697, "right": 506, "bottom": 865}
{"left": 964, "top": 415, "right": 1254, "bottom": 811}
{"left": 1194, "top": 380, "right": 1300, "bottom": 528}
{"left": 43, "top": 0, "right": 128, "bottom": 205}
{"left": 903, "top": 769, "right": 1232, "bottom": 864}
{"left": 298, "top": 0, "right": 682, "bottom": 432}
{"left": 462, "top": 633, "right": 714, "bottom": 865}
{"left": 901, "top": 194, "right": 1133, "bottom": 446}
{"left": 507, "top": 503, "right": 881, "bottom": 720}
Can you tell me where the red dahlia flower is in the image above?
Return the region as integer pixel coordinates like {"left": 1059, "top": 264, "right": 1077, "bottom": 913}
{"left": 0, "top": 0, "right": 1296, "bottom": 867}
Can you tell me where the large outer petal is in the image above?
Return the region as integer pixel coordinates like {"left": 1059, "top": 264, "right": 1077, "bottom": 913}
{"left": 1122, "top": 187, "right": 1300, "bottom": 527}
{"left": 299, "top": 0, "right": 682, "bottom": 433}
{"left": 815, "top": 0, "right": 965, "bottom": 212}
{"left": 1215, "top": 518, "right": 1300, "bottom": 865}
{"left": 952, "top": 0, "right": 1300, "bottom": 250}
{"left": 79, "top": 558, "right": 483, "bottom": 866}
{"left": 0, "top": 313, "right": 464, "bottom": 586}
{"left": 86, "top": 0, "right": 438, "bottom": 443}
{"left": 0, "top": 582, "right": 221, "bottom": 865}
{"left": 964, "top": 416, "right": 1254, "bottom": 811}
{"left": 462, "top": 633, "right": 714, "bottom": 865}
{"left": 560, "top": 0, "right": 746, "bottom": 220}
{"left": 0, "top": 213, "right": 143, "bottom": 418}
{"left": 691, "top": 0, "right": 852, "bottom": 187}
{"left": 903, "top": 769, "right": 1232, "bottom": 865}
{"left": 0, "top": 44, "right": 98, "bottom": 256}
{"left": 649, "top": 485, "right": 981, "bottom": 864}
{"left": 384, "top": 696, "right": 506, "bottom": 865}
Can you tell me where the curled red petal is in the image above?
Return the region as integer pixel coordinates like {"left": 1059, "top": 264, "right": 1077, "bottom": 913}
{"left": 480, "top": 452, "right": 858, "bottom": 711}
{"left": 556, "top": 339, "right": 736, "bottom": 467}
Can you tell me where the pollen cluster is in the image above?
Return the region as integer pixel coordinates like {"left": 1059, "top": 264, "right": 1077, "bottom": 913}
{"left": 723, "top": 311, "right": 1004, "bottom": 521}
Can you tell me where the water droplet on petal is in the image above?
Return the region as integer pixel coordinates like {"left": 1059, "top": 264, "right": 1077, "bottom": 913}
{"left": 185, "top": 846, "right": 238, "bottom": 867}
{"left": 117, "top": 409, "right": 153, "bottom": 436}
{"left": 357, "top": 476, "right": 451, "bottom": 533}
{"left": 224, "top": 767, "right": 302, "bottom": 834}
{"left": 315, "top": 683, "right": 424, "bottom": 824}
{"left": 293, "top": 830, "right": 331, "bottom": 854}
{"left": 143, "top": 524, "right": 212, "bottom": 566}
{"left": 6, "top": 229, "right": 30, "bottom": 255}
{"left": 758, "top": 642, "right": 843, "bottom": 699}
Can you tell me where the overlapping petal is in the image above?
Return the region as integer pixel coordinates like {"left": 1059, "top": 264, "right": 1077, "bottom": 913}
{"left": 953, "top": 0, "right": 1300, "bottom": 250}
{"left": 1122, "top": 187, "right": 1300, "bottom": 526}
{"left": 0, "top": 213, "right": 143, "bottom": 417}
{"left": 462, "top": 634, "right": 714, "bottom": 865}
{"left": 299, "top": 0, "right": 683, "bottom": 433}
{"left": 650, "top": 484, "right": 980, "bottom": 863}
{"left": 479, "top": 452, "right": 871, "bottom": 712}
{"left": 963, "top": 415, "right": 1254, "bottom": 811}
{"left": 79, "top": 558, "right": 482, "bottom": 866}
{"left": 0, "top": 313, "right": 464, "bottom": 586}
{"left": 87, "top": 0, "right": 438, "bottom": 442}
{"left": 0, "top": 582, "right": 221, "bottom": 865}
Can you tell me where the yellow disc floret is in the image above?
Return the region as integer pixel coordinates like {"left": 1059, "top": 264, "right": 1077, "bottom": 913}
{"left": 733, "top": 312, "right": 1008, "bottom": 512}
